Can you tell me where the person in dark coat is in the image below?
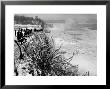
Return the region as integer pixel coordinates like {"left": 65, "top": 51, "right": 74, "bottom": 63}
{"left": 17, "top": 28, "right": 23, "bottom": 44}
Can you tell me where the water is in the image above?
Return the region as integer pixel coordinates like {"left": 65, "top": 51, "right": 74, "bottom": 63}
{"left": 48, "top": 23, "right": 97, "bottom": 76}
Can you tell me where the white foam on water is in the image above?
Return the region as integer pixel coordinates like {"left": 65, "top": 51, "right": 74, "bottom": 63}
{"left": 70, "top": 54, "right": 97, "bottom": 76}
{"left": 54, "top": 37, "right": 75, "bottom": 46}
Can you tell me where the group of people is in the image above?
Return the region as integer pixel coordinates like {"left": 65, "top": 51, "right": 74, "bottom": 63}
{"left": 15, "top": 27, "right": 43, "bottom": 45}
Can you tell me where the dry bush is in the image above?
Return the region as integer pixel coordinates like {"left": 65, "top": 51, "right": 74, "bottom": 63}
{"left": 14, "top": 30, "right": 79, "bottom": 76}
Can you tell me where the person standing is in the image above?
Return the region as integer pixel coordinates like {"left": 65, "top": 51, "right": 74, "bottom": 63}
{"left": 17, "top": 28, "right": 23, "bottom": 44}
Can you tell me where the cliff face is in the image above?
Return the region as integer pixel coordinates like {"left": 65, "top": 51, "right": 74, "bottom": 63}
{"left": 14, "top": 29, "right": 79, "bottom": 76}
